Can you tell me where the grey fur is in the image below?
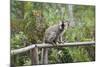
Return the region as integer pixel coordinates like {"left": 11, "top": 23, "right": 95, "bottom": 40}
{"left": 44, "top": 20, "right": 69, "bottom": 45}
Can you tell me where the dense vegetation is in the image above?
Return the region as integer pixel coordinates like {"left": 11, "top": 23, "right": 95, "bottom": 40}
{"left": 11, "top": 0, "right": 95, "bottom": 66}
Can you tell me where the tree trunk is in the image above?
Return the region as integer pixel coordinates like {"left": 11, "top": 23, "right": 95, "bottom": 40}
{"left": 68, "top": 4, "right": 75, "bottom": 27}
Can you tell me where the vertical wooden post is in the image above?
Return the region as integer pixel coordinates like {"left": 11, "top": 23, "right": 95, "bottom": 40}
{"left": 40, "top": 48, "right": 44, "bottom": 64}
{"left": 43, "top": 48, "right": 48, "bottom": 64}
{"left": 31, "top": 47, "right": 39, "bottom": 65}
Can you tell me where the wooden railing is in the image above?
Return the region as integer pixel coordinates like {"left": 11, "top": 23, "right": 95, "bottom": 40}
{"left": 11, "top": 41, "right": 95, "bottom": 65}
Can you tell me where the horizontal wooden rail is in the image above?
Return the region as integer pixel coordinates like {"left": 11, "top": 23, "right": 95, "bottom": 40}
{"left": 37, "top": 41, "right": 95, "bottom": 48}
{"left": 11, "top": 45, "right": 36, "bottom": 55}
{"left": 11, "top": 41, "right": 95, "bottom": 55}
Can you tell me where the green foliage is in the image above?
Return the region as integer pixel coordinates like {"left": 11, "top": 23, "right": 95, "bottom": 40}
{"left": 48, "top": 48, "right": 58, "bottom": 63}
{"left": 67, "top": 47, "right": 90, "bottom": 62}
{"left": 58, "top": 48, "right": 73, "bottom": 63}
{"left": 11, "top": 0, "right": 95, "bottom": 65}
{"left": 11, "top": 52, "right": 31, "bottom": 66}
{"left": 11, "top": 32, "right": 28, "bottom": 49}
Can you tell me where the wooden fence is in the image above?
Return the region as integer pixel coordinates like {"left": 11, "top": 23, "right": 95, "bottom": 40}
{"left": 11, "top": 41, "right": 95, "bottom": 65}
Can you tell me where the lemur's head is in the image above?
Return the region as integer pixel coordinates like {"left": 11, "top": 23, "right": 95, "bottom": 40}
{"left": 59, "top": 20, "right": 69, "bottom": 30}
